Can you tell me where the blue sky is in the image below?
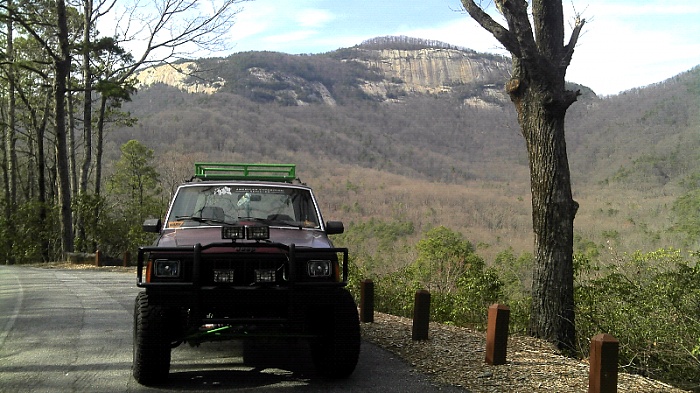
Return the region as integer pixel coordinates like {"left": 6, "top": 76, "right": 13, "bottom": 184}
{"left": 224, "top": 0, "right": 700, "bottom": 96}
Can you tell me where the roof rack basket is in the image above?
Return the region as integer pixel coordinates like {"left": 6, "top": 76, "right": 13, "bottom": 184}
{"left": 194, "top": 163, "right": 296, "bottom": 182}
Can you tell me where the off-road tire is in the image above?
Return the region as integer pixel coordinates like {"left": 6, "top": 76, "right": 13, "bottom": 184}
{"left": 309, "top": 289, "right": 361, "bottom": 378}
{"left": 132, "top": 292, "right": 171, "bottom": 385}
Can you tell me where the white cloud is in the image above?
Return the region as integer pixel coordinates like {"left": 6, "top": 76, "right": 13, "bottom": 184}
{"left": 563, "top": 1, "right": 700, "bottom": 94}
{"left": 261, "top": 30, "right": 317, "bottom": 45}
{"left": 228, "top": 3, "right": 279, "bottom": 42}
{"left": 589, "top": 2, "right": 700, "bottom": 16}
{"left": 396, "top": 19, "right": 506, "bottom": 54}
{"left": 226, "top": 2, "right": 340, "bottom": 53}
{"left": 296, "top": 9, "right": 335, "bottom": 28}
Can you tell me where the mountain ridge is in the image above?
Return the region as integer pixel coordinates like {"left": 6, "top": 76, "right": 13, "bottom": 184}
{"left": 124, "top": 36, "right": 700, "bottom": 189}
{"left": 135, "top": 36, "right": 514, "bottom": 108}
{"left": 113, "top": 36, "right": 700, "bottom": 254}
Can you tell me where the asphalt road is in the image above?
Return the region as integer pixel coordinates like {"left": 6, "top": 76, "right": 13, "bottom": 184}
{"left": 0, "top": 266, "right": 467, "bottom": 393}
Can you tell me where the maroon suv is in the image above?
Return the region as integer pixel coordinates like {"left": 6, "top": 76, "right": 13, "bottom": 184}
{"left": 132, "top": 163, "right": 360, "bottom": 385}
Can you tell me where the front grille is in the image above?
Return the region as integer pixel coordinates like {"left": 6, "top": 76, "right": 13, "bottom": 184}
{"left": 205, "top": 255, "right": 288, "bottom": 286}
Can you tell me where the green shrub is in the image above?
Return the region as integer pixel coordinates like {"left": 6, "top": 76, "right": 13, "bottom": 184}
{"left": 5, "top": 201, "right": 60, "bottom": 263}
{"left": 373, "top": 267, "right": 421, "bottom": 318}
{"left": 576, "top": 248, "right": 700, "bottom": 386}
{"left": 364, "top": 226, "right": 505, "bottom": 327}
{"left": 347, "top": 222, "right": 700, "bottom": 388}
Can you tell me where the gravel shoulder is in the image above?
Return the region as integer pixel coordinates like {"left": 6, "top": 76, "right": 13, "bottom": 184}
{"left": 361, "top": 312, "right": 689, "bottom": 393}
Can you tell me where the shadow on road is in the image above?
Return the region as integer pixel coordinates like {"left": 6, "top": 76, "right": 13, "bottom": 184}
{"left": 159, "top": 339, "right": 334, "bottom": 391}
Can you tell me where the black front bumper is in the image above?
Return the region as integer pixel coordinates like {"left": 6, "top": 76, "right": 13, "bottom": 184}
{"left": 136, "top": 242, "right": 349, "bottom": 339}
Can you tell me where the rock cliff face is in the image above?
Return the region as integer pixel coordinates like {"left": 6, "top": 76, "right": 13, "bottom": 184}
{"left": 135, "top": 62, "right": 225, "bottom": 94}
{"left": 354, "top": 48, "right": 510, "bottom": 94}
{"left": 247, "top": 67, "right": 337, "bottom": 106}
{"left": 134, "top": 46, "right": 511, "bottom": 107}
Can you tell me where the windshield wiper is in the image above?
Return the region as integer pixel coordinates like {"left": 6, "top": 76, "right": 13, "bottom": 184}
{"left": 236, "top": 217, "right": 273, "bottom": 224}
{"left": 238, "top": 216, "right": 302, "bottom": 229}
{"left": 174, "top": 215, "right": 227, "bottom": 225}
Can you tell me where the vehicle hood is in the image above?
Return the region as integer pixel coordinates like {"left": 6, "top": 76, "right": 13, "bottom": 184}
{"left": 155, "top": 226, "right": 334, "bottom": 249}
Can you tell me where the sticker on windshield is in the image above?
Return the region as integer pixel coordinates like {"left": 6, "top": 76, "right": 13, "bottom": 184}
{"left": 234, "top": 187, "right": 285, "bottom": 194}
{"left": 168, "top": 221, "right": 184, "bottom": 228}
{"left": 214, "top": 186, "right": 232, "bottom": 195}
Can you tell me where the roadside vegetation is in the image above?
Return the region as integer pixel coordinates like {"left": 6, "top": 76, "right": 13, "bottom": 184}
{"left": 306, "top": 165, "right": 700, "bottom": 389}
{"left": 335, "top": 217, "right": 700, "bottom": 390}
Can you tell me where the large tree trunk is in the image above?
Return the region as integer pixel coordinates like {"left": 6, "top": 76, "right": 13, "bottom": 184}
{"left": 94, "top": 95, "right": 107, "bottom": 197}
{"left": 511, "top": 78, "right": 577, "bottom": 351}
{"left": 37, "top": 92, "right": 51, "bottom": 261}
{"left": 89, "top": 94, "right": 109, "bottom": 251}
{"left": 461, "top": 0, "right": 584, "bottom": 352}
{"left": 4, "top": 0, "right": 17, "bottom": 264}
{"left": 74, "top": 0, "right": 94, "bottom": 252}
{"left": 80, "top": 0, "right": 93, "bottom": 197}
{"left": 55, "top": 0, "right": 74, "bottom": 255}
{"left": 67, "top": 90, "right": 77, "bottom": 198}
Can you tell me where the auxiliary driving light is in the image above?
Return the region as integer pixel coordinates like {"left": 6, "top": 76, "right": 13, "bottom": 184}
{"left": 213, "top": 269, "right": 235, "bottom": 283}
{"left": 222, "top": 225, "right": 246, "bottom": 240}
{"left": 222, "top": 225, "right": 270, "bottom": 240}
{"left": 247, "top": 225, "right": 270, "bottom": 240}
{"left": 307, "top": 260, "right": 332, "bottom": 277}
{"left": 153, "top": 259, "right": 180, "bottom": 277}
{"left": 255, "top": 269, "right": 276, "bottom": 283}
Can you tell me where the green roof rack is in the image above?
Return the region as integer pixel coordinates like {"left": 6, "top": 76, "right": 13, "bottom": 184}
{"left": 194, "top": 163, "right": 296, "bottom": 182}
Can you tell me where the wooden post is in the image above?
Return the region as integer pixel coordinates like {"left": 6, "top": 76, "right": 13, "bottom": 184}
{"left": 95, "top": 250, "right": 101, "bottom": 267}
{"left": 589, "top": 333, "right": 619, "bottom": 393}
{"left": 360, "top": 279, "right": 374, "bottom": 323}
{"left": 485, "top": 303, "right": 510, "bottom": 365}
{"left": 412, "top": 289, "right": 430, "bottom": 341}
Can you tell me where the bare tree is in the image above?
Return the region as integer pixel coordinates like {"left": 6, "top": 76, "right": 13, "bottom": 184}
{"left": 69, "top": 0, "right": 247, "bottom": 251}
{"left": 3, "top": 0, "right": 18, "bottom": 264}
{"left": 110, "top": 0, "right": 248, "bottom": 75}
{"left": 460, "top": 0, "right": 585, "bottom": 351}
{"left": 0, "top": 0, "right": 248, "bottom": 259}
{"left": 92, "top": 0, "right": 248, "bottom": 193}
{"left": 54, "top": 0, "right": 74, "bottom": 254}
{"left": 72, "top": 0, "right": 118, "bottom": 250}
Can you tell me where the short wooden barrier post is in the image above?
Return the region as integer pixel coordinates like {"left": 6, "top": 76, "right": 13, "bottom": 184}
{"left": 95, "top": 250, "right": 101, "bottom": 267}
{"left": 412, "top": 289, "right": 430, "bottom": 341}
{"left": 588, "top": 333, "right": 619, "bottom": 393}
{"left": 360, "top": 279, "right": 374, "bottom": 323}
{"left": 485, "top": 303, "right": 510, "bottom": 365}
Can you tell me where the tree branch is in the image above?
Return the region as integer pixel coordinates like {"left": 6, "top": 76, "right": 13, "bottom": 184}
{"left": 561, "top": 16, "right": 585, "bottom": 69}
{"left": 460, "top": 0, "right": 521, "bottom": 57}
{"left": 111, "top": 0, "right": 247, "bottom": 80}
{"left": 498, "top": 0, "right": 540, "bottom": 67}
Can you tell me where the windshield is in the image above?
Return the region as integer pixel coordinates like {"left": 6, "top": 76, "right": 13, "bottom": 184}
{"left": 165, "top": 185, "right": 321, "bottom": 229}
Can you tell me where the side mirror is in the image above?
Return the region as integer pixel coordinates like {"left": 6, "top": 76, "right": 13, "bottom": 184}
{"left": 142, "top": 218, "right": 162, "bottom": 233}
{"left": 325, "top": 221, "right": 344, "bottom": 235}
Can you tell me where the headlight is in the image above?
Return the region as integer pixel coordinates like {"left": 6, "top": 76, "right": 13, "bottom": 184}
{"left": 307, "top": 260, "right": 332, "bottom": 277}
{"left": 153, "top": 259, "right": 180, "bottom": 277}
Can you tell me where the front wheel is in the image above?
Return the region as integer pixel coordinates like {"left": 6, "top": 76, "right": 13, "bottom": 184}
{"left": 309, "top": 289, "right": 361, "bottom": 378}
{"left": 132, "top": 292, "right": 171, "bottom": 385}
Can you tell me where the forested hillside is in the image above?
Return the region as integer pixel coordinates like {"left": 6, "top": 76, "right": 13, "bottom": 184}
{"left": 110, "top": 38, "right": 700, "bottom": 259}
